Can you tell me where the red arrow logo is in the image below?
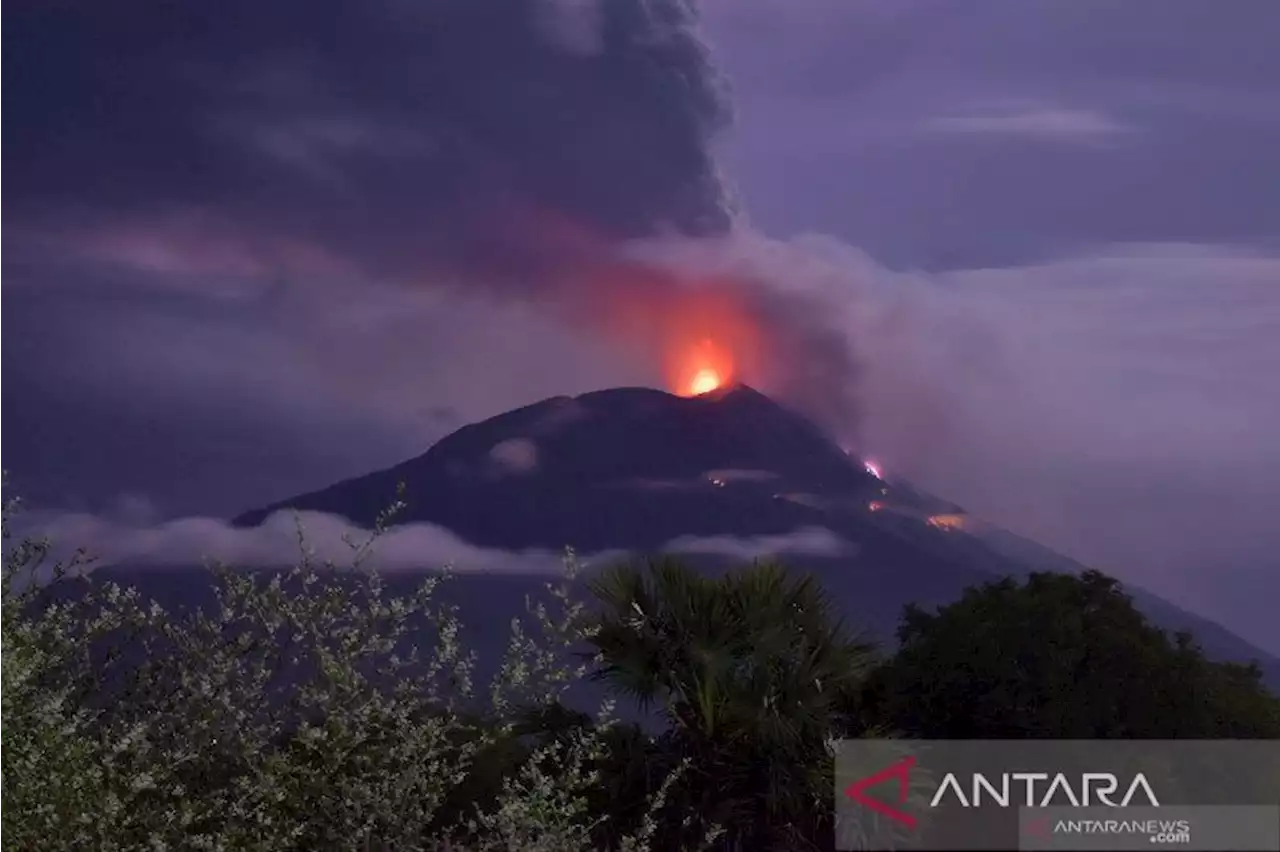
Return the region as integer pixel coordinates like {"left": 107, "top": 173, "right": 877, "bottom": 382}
{"left": 843, "top": 754, "right": 918, "bottom": 829}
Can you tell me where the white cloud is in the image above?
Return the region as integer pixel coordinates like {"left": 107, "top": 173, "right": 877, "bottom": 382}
{"left": 15, "top": 509, "right": 554, "bottom": 573}
{"left": 664, "top": 527, "right": 853, "bottom": 559}
{"left": 11, "top": 508, "right": 851, "bottom": 575}
{"left": 923, "top": 104, "right": 1134, "bottom": 142}
{"left": 489, "top": 438, "right": 540, "bottom": 475}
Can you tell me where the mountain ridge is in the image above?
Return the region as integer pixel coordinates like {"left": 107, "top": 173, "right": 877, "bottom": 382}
{"left": 231, "top": 384, "right": 1280, "bottom": 687}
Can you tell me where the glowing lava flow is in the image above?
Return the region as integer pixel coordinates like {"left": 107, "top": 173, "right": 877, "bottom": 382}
{"left": 864, "top": 460, "right": 884, "bottom": 479}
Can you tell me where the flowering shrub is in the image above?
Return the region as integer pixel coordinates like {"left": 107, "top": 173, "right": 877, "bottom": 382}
{"left": 1, "top": 491, "right": 699, "bottom": 851}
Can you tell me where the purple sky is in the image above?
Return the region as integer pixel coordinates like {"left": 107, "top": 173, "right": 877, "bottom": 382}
{"left": 4, "top": 1, "right": 1279, "bottom": 652}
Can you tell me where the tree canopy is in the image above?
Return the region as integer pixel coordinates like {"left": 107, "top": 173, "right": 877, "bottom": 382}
{"left": 865, "top": 569, "right": 1280, "bottom": 739}
{"left": 586, "top": 558, "right": 880, "bottom": 850}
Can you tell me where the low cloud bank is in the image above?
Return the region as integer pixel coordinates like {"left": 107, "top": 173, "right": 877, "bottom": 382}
{"left": 10, "top": 508, "right": 851, "bottom": 575}
{"left": 664, "top": 527, "right": 851, "bottom": 560}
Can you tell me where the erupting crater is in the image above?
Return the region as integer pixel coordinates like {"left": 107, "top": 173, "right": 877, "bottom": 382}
{"left": 687, "top": 368, "right": 723, "bottom": 396}
{"left": 671, "top": 337, "right": 736, "bottom": 397}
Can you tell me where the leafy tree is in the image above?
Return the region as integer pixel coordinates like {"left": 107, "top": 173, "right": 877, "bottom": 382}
{"left": 1, "top": 489, "right": 694, "bottom": 851}
{"left": 867, "top": 569, "right": 1280, "bottom": 739}
{"left": 1, "top": 522, "right": 110, "bottom": 850}
{"left": 587, "top": 558, "right": 880, "bottom": 851}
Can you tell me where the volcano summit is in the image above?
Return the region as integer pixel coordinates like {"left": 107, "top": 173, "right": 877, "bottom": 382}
{"left": 231, "top": 385, "right": 1280, "bottom": 686}
{"left": 235, "top": 384, "right": 873, "bottom": 551}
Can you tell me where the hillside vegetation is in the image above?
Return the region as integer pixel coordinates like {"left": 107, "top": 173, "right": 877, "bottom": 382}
{"left": 4, "top": 492, "right": 1277, "bottom": 852}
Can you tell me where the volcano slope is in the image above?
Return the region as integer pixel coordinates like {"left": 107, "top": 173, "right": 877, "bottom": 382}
{"left": 219, "top": 384, "right": 1280, "bottom": 689}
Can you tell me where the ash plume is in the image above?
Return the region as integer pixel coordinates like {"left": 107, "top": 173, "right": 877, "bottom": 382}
{"left": 5, "top": 0, "right": 871, "bottom": 441}
{"left": 5, "top": 0, "right": 737, "bottom": 268}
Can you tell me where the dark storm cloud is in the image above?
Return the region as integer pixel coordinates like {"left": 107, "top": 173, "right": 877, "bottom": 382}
{"left": 2, "top": 0, "right": 745, "bottom": 513}
{"left": 4, "top": 0, "right": 733, "bottom": 280}
{"left": 4, "top": 0, "right": 887, "bottom": 513}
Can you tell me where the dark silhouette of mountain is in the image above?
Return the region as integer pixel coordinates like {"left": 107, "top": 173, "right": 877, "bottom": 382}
{"left": 235, "top": 385, "right": 871, "bottom": 550}
{"left": 222, "top": 383, "right": 1279, "bottom": 688}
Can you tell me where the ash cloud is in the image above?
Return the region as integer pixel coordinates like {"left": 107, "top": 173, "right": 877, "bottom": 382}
{"left": 2, "top": 0, "right": 745, "bottom": 511}
{"left": 4, "top": 0, "right": 874, "bottom": 470}
{"left": 4, "top": 0, "right": 733, "bottom": 278}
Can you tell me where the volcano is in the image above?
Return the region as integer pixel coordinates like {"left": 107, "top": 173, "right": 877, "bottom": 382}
{"left": 234, "top": 384, "right": 878, "bottom": 552}
{"left": 228, "top": 384, "right": 1280, "bottom": 686}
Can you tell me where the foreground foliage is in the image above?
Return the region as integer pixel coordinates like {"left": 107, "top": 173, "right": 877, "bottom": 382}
{"left": 588, "top": 559, "right": 879, "bottom": 850}
{"left": 5, "top": 487, "right": 1280, "bottom": 851}
{"left": 1, "top": 493, "right": 689, "bottom": 851}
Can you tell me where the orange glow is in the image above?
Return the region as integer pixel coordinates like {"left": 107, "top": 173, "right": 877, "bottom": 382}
{"left": 494, "top": 212, "right": 767, "bottom": 397}
{"left": 653, "top": 288, "right": 759, "bottom": 398}
{"left": 868, "top": 501, "right": 884, "bottom": 512}
{"left": 674, "top": 337, "right": 735, "bottom": 397}
{"left": 927, "top": 514, "right": 967, "bottom": 531}
{"left": 689, "top": 368, "right": 722, "bottom": 396}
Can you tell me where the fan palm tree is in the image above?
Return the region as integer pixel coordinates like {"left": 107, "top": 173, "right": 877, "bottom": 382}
{"left": 585, "top": 558, "right": 880, "bottom": 851}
